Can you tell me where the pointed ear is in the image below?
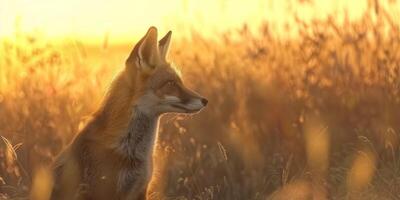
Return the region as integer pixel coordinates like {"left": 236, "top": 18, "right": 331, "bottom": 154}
{"left": 158, "top": 31, "right": 172, "bottom": 61}
{"left": 138, "top": 27, "right": 160, "bottom": 70}
{"left": 126, "top": 26, "right": 160, "bottom": 72}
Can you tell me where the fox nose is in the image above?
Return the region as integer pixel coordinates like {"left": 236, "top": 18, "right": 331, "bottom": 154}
{"left": 201, "top": 98, "right": 208, "bottom": 106}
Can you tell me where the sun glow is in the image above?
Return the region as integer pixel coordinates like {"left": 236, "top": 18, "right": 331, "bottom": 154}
{"left": 0, "top": 0, "right": 399, "bottom": 44}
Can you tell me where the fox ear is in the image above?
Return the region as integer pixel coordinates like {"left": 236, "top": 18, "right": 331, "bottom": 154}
{"left": 137, "top": 27, "right": 160, "bottom": 71}
{"left": 159, "top": 31, "right": 172, "bottom": 61}
{"left": 126, "top": 26, "right": 160, "bottom": 72}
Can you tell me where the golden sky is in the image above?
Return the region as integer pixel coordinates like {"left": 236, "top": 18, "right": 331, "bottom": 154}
{"left": 0, "top": 0, "right": 398, "bottom": 44}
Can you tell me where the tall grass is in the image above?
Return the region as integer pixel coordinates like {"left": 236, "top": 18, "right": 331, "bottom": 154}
{"left": 1, "top": 1, "right": 400, "bottom": 199}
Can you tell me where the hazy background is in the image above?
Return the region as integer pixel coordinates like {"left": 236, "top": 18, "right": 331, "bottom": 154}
{"left": 1, "top": 0, "right": 400, "bottom": 199}
{"left": 1, "top": 0, "right": 394, "bottom": 43}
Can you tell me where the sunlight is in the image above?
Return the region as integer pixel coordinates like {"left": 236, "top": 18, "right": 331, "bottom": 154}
{"left": 0, "top": 0, "right": 388, "bottom": 44}
{"left": 2, "top": 0, "right": 400, "bottom": 199}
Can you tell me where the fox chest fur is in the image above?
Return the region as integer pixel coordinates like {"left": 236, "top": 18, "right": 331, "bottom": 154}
{"left": 116, "top": 108, "right": 159, "bottom": 193}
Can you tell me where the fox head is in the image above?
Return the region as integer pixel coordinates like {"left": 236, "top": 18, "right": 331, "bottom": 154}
{"left": 124, "top": 27, "right": 208, "bottom": 116}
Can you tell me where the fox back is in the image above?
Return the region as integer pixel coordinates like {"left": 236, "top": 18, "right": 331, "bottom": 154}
{"left": 50, "top": 27, "right": 207, "bottom": 200}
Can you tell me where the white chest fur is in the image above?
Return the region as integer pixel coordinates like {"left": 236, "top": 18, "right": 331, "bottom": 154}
{"left": 117, "top": 108, "right": 159, "bottom": 193}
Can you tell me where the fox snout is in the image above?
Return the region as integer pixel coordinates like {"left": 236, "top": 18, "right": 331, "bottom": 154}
{"left": 181, "top": 85, "right": 207, "bottom": 105}
{"left": 181, "top": 92, "right": 208, "bottom": 112}
{"left": 163, "top": 86, "right": 208, "bottom": 113}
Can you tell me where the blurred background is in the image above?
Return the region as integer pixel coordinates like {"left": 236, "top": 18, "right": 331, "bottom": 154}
{"left": 1, "top": 0, "right": 400, "bottom": 199}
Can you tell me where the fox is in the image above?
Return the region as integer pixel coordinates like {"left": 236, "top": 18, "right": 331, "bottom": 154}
{"left": 50, "top": 27, "right": 208, "bottom": 200}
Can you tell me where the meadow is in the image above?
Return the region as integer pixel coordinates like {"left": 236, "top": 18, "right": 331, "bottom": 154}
{"left": 1, "top": 2, "right": 400, "bottom": 200}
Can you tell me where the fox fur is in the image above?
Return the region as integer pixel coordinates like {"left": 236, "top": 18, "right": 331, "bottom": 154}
{"left": 50, "top": 27, "right": 207, "bottom": 200}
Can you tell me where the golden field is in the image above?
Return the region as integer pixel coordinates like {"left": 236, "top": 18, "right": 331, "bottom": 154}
{"left": 1, "top": 1, "right": 400, "bottom": 199}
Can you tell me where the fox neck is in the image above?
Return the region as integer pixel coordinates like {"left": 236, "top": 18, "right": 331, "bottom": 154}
{"left": 96, "top": 71, "right": 160, "bottom": 163}
{"left": 119, "top": 107, "right": 160, "bottom": 165}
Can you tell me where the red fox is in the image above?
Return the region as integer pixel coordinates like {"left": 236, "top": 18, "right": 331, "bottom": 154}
{"left": 50, "top": 27, "right": 208, "bottom": 200}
